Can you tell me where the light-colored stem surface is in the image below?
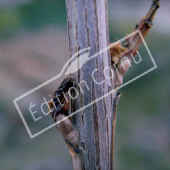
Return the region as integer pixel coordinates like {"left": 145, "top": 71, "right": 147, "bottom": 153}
{"left": 66, "top": 0, "right": 116, "bottom": 169}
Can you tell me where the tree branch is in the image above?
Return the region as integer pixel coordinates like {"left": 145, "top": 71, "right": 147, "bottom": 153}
{"left": 49, "top": 0, "right": 160, "bottom": 169}
{"left": 111, "top": 0, "right": 160, "bottom": 88}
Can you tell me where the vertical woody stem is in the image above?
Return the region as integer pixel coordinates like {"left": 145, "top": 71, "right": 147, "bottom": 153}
{"left": 66, "top": 0, "right": 116, "bottom": 169}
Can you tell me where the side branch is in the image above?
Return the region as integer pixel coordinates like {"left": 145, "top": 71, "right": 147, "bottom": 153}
{"left": 111, "top": 91, "right": 122, "bottom": 167}
{"left": 110, "top": 0, "right": 160, "bottom": 166}
{"left": 126, "top": 0, "right": 160, "bottom": 55}
{"left": 110, "top": 0, "right": 160, "bottom": 88}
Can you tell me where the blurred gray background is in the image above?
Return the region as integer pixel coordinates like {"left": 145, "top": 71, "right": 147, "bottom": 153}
{"left": 0, "top": 0, "right": 169, "bottom": 169}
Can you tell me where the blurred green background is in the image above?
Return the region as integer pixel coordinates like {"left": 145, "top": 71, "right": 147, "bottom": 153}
{"left": 0, "top": 0, "right": 169, "bottom": 170}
